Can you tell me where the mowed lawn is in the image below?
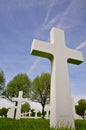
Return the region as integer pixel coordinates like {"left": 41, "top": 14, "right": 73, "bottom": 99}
{"left": 0, "top": 118, "right": 86, "bottom": 130}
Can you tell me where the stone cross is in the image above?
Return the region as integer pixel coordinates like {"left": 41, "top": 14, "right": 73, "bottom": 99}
{"left": 24, "top": 111, "right": 27, "bottom": 117}
{"left": 45, "top": 105, "right": 50, "bottom": 119}
{"left": 31, "top": 28, "right": 83, "bottom": 129}
{"left": 28, "top": 110, "right": 32, "bottom": 118}
{"left": 7, "top": 102, "right": 16, "bottom": 118}
{"left": 12, "top": 91, "right": 27, "bottom": 119}
{"left": 84, "top": 110, "right": 86, "bottom": 118}
{"left": 35, "top": 110, "right": 38, "bottom": 119}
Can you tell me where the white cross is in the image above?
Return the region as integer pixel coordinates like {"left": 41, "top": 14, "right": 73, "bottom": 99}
{"left": 7, "top": 102, "right": 16, "bottom": 118}
{"left": 28, "top": 110, "right": 32, "bottom": 117}
{"left": 24, "top": 111, "right": 27, "bottom": 117}
{"left": 34, "top": 110, "right": 38, "bottom": 119}
{"left": 31, "top": 28, "right": 83, "bottom": 129}
{"left": 12, "top": 91, "right": 27, "bottom": 119}
{"left": 45, "top": 105, "right": 50, "bottom": 119}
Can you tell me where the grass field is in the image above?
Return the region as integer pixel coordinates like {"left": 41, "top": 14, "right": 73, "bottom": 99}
{"left": 0, "top": 118, "right": 86, "bottom": 130}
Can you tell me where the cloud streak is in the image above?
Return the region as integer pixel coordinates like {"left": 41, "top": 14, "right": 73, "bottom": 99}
{"left": 36, "top": 0, "right": 86, "bottom": 41}
{"left": 41, "top": 0, "right": 86, "bottom": 32}
{"left": 35, "top": 0, "right": 57, "bottom": 37}
{"left": 57, "top": 0, "right": 86, "bottom": 30}
{"left": 28, "top": 58, "right": 41, "bottom": 75}
{"left": 35, "top": 0, "right": 73, "bottom": 37}
{"left": 43, "top": 0, "right": 56, "bottom": 25}
{"left": 0, "top": 0, "right": 47, "bottom": 11}
{"left": 43, "top": 14, "right": 61, "bottom": 31}
{"left": 76, "top": 41, "right": 86, "bottom": 50}
{"left": 56, "top": 0, "right": 79, "bottom": 30}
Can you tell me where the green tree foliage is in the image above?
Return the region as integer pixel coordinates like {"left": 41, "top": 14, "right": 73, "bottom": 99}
{"left": 0, "top": 69, "right": 5, "bottom": 95}
{"left": 21, "top": 102, "right": 31, "bottom": 113}
{"left": 31, "top": 73, "right": 50, "bottom": 118}
{"left": 37, "top": 111, "right": 42, "bottom": 117}
{"left": 5, "top": 73, "right": 31, "bottom": 98}
{"left": 75, "top": 99, "right": 86, "bottom": 118}
{"left": 0, "top": 107, "right": 8, "bottom": 117}
{"left": 31, "top": 109, "right": 35, "bottom": 117}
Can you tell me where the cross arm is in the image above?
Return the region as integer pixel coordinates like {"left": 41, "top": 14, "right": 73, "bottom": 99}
{"left": 67, "top": 48, "right": 84, "bottom": 65}
{"left": 31, "top": 39, "right": 53, "bottom": 61}
{"left": 22, "top": 98, "right": 27, "bottom": 102}
{"left": 12, "top": 97, "right": 18, "bottom": 102}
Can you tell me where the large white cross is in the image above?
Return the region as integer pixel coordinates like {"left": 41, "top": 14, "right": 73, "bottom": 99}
{"left": 31, "top": 28, "right": 83, "bottom": 129}
{"left": 12, "top": 91, "right": 27, "bottom": 119}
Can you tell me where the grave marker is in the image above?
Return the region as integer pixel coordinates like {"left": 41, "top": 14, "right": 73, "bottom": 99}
{"left": 45, "top": 105, "right": 50, "bottom": 119}
{"left": 7, "top": 102, "right": 16, "bottom": 118}
{"left": 31, "top": 28, "right": 83, "bottom": 128}
{"left": 12, "top": 91, "right": 27, "bottom": 119}
{"left": 28, "top": 110, "right": 32, "bottom": 118}
{"left": 34, "top": 110, "right": 38, "bottom": 119}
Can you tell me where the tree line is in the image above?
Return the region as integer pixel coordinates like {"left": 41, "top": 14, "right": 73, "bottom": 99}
{"left": 0, "top": 69, "right": 86, "bottom": 118}
{"left": 0, "top": 69, "right": 50, "bottom": 117}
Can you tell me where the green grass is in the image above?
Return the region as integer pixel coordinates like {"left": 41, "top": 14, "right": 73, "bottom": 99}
{"left": 0, "top": 118, "right": 49, "bottom": 130}
{"left": 0, "top": 118, "right": 86, "bottom": 130}
{"left": 75, "top": 120, "right": 86, "bottom": 130}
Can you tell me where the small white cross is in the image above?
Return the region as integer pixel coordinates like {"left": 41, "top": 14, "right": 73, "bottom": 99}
{"left": 12, "top": 91, "right": 27, "bottom": 119}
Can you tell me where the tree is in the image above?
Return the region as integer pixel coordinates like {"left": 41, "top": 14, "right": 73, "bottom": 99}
{"left": 21, "top": 102, "right": 31, "bottom": 113}
{"left": 0, "top": 107, "right": 8, "bottom": 117}
{"left": 31, "top": 73, "right": 50, "bottom": 118}
{"left": 5, "top": 73, "right": 31, "bottom": 98}
{"left": 0, "top": 69, "right": 5, "bottom": 95}
{"left": 75, "top": 99, "right": 86, "bottom": 118}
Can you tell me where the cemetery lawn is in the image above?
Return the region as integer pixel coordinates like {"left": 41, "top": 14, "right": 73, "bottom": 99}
{"left": 0, "top": 118, "right": 86, "bottom": 130}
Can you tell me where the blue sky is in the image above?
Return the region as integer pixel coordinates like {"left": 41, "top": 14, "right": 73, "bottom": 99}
{"left": 0, "top": 0, "right": 86, "bottom": 100}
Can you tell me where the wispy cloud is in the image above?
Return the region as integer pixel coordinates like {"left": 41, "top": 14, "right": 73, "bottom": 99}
{"left": 28, "top": 58, "right": 41, "bottom": 75}
{"left": 43, "top": 1, "right": 72, "bottom": 31}
{"left": 36, "top": 14, "right": 60, "bottom": 37}
{"left": 43, "top": 14, "right": 61, "bottom": 31}
{"left": 35, "top": 0, "right": 73, "bottom": 37}
{"left": 43, "top": 0, "right": 56, "bottom": 25}
{"left": 0, "top": 0, "right": 47, "bottom": 11}
{"left": 57, "top": 0, "right": 86, "bottom": 30}
{"left": 57, "top": 0, "right": 75, "bottom": 29}
{"left": 35, "top": 0, "right": 57, "bottom": 37}
{"left": 76, "top": 41, "right": 86, "bottom": 50}
{"left": 38, "top": 0, "right": 86, "bottom": 32}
